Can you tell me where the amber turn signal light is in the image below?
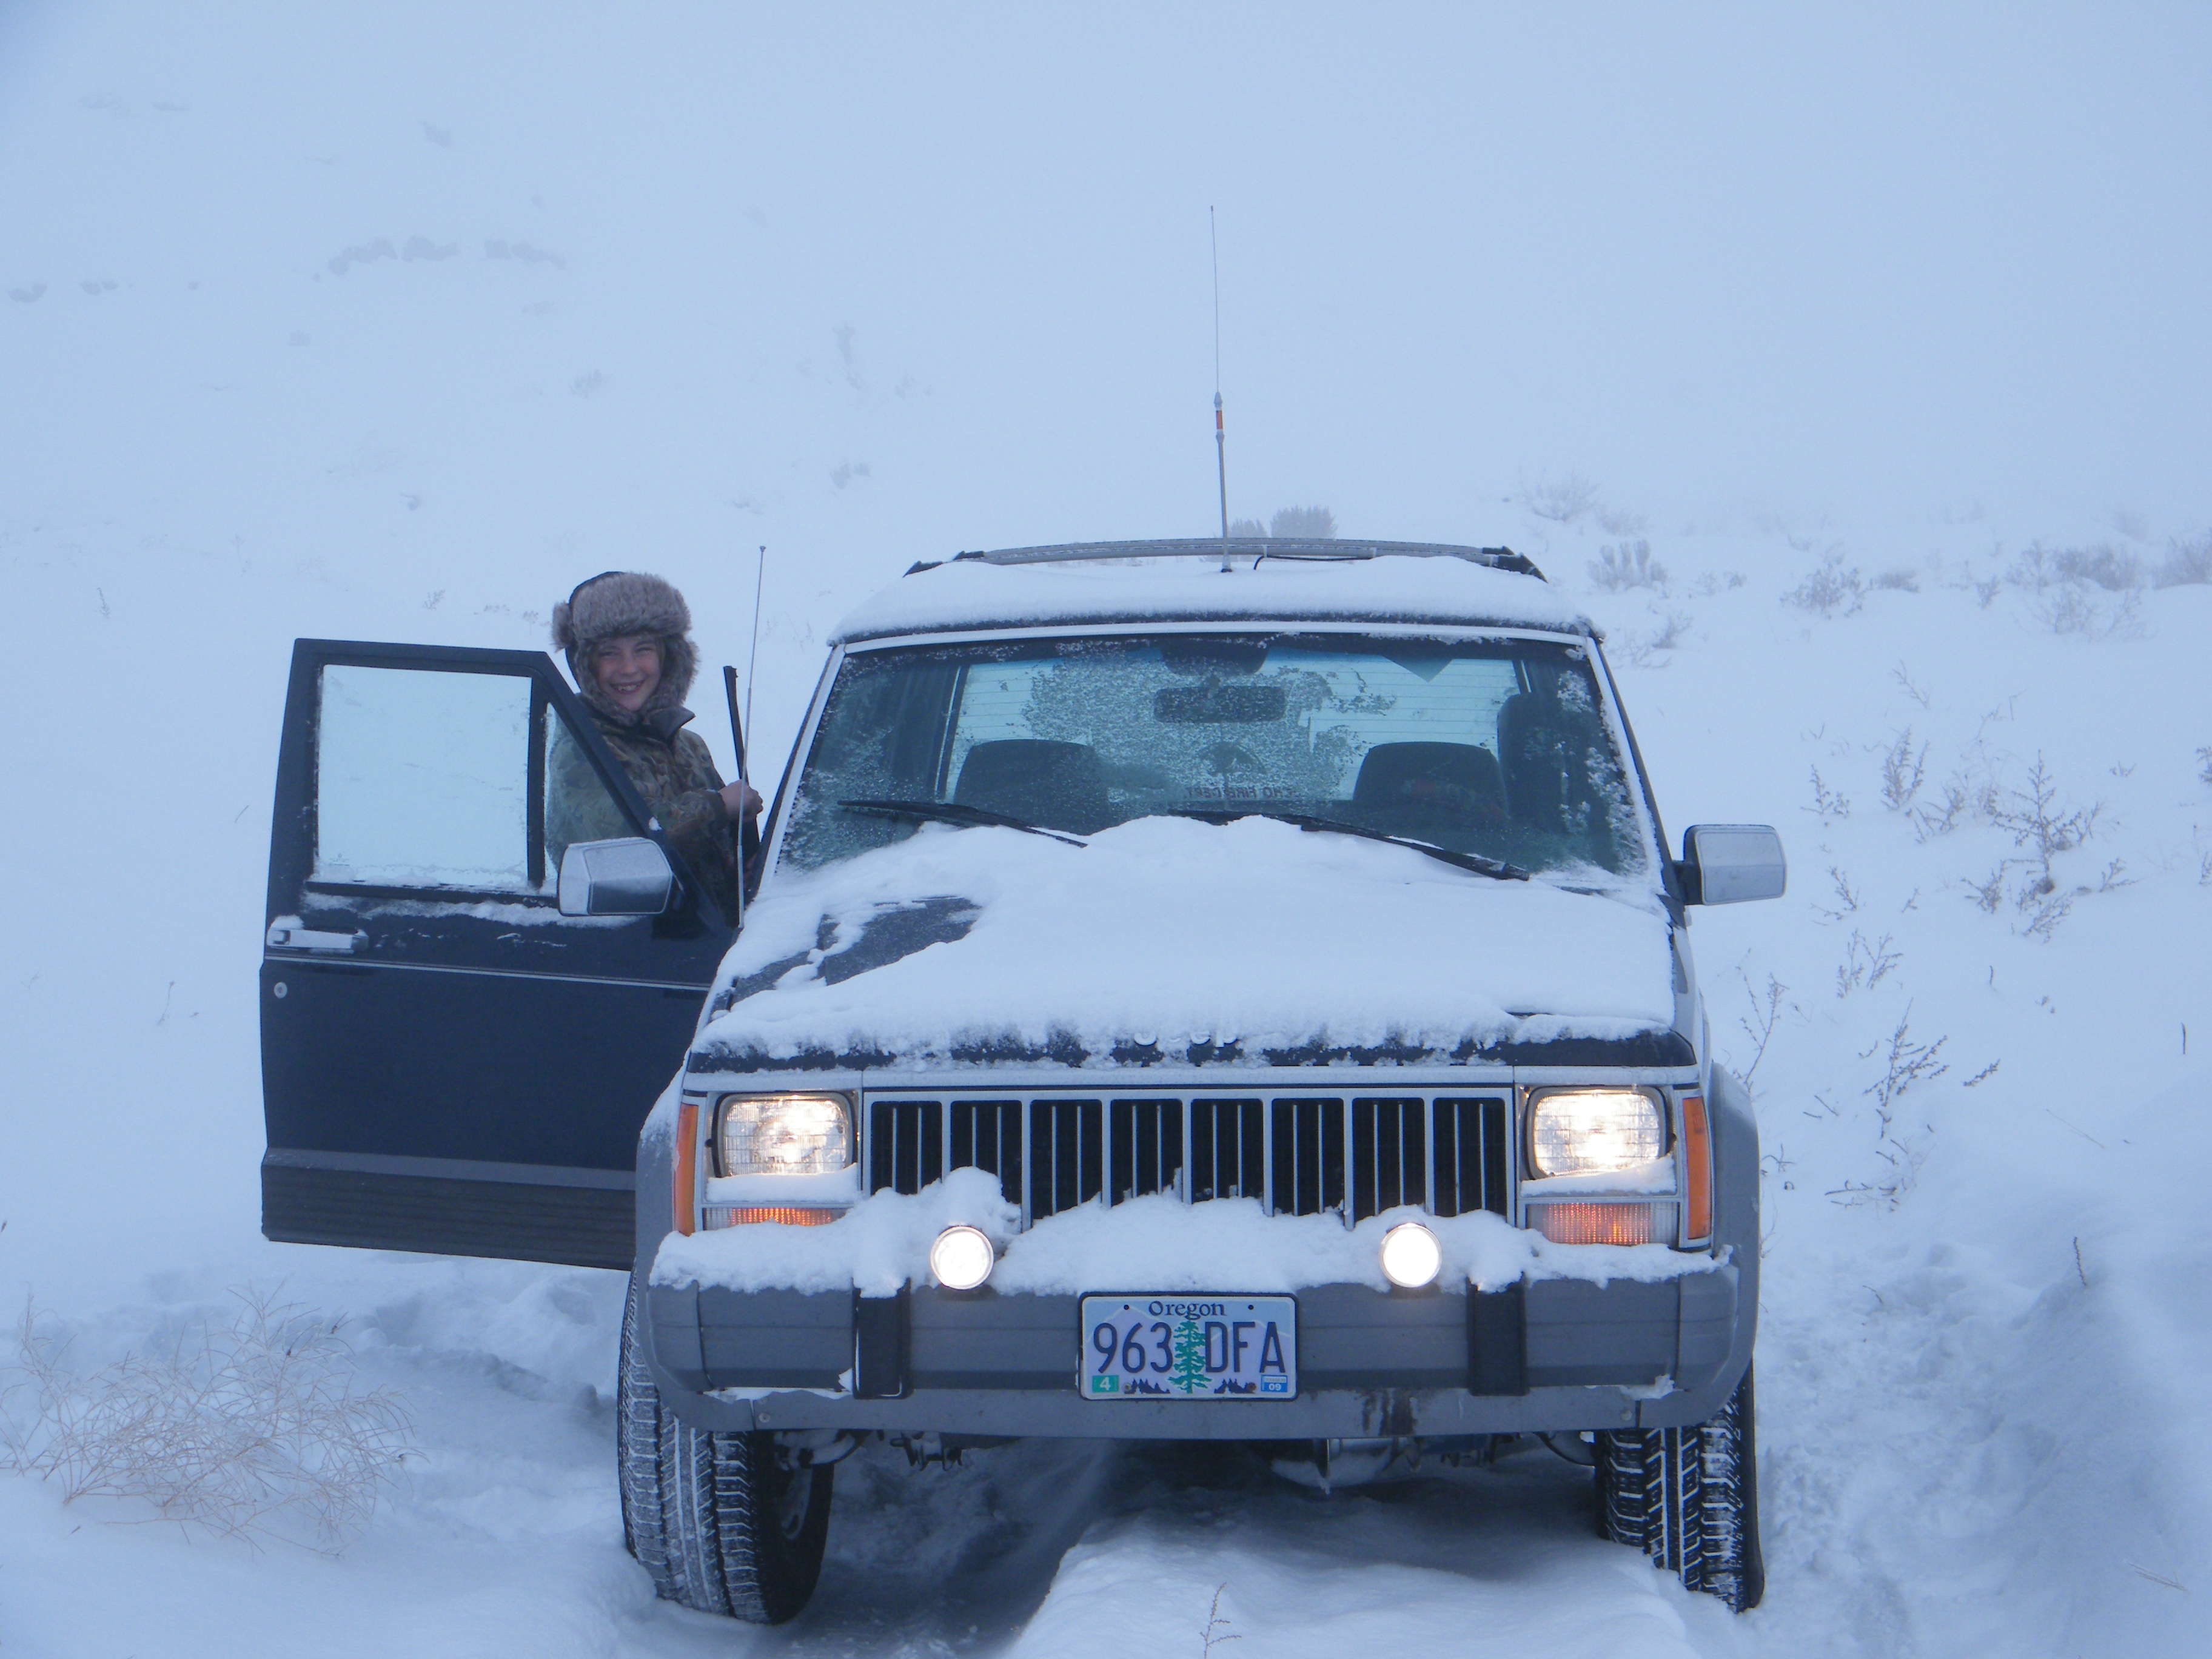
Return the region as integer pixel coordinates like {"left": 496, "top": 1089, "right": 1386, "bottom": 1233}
{"left": 1529, "top": 1201, "right": 1661, "bottom": 1245}
{"left": 672, "top": 1101, "right": 700, "bottom": 1236}
{"left": 1681, "top": 1094, "right": 1714, "bottom": 1244}
{"left": 702, "top": 1205, "right": 843, "bottom": 1229}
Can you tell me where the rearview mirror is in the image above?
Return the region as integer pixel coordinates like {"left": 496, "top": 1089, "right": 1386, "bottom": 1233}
{"left": 558, "top": 837, "right": 677, "bottom": 917}
{"left": 1679, "top": 824, "right": 1786, "bottom": 905}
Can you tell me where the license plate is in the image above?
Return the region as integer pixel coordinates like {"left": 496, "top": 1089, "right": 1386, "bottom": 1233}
{"left": 1079, "top": 1295, "right": 1298, "bottom": 1400}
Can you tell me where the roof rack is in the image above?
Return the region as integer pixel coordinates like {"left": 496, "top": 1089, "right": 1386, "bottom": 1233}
{"left": 903, "top": 538, "right": 1545, "bottom": 581}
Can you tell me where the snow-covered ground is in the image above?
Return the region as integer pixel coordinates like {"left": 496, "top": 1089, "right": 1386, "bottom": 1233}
{"left": 4, "top": 6, "right": 2209, "bottom": 1656}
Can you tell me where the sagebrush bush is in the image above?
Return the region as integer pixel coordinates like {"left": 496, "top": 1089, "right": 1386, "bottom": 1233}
{"left": 1589, "top": 539, "right": 1667, "bottom": 592}
{"left": 2157, "top": 534, "right": 2211, "bottom": 588}
{"left": 1783, "top": 556, "right": 1864, "bottom": 617}
{"left": 2, "top": 1292, "right": 413, "bottom": 1548}
{"left": 1269, "top": 504, "right": 1336, "bottom": 540}
{"left": 2009, "top": 541, "right": 2145, "bottom": 592}
{"left": 1518, "top": 469, "right": 1600, "bottom": 525}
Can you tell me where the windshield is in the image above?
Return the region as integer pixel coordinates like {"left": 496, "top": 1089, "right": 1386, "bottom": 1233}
{"left": 779, "top": 632, "right": 1652, "bottom": 880}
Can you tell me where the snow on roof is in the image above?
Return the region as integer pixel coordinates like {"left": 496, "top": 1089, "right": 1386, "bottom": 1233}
{"left": 829, "top": 542, "right": 1595, "bottom": 645}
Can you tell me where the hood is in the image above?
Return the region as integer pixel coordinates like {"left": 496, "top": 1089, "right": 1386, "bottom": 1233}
{"left": 691, "top": 815, "right": 1684, "bottom": 1073}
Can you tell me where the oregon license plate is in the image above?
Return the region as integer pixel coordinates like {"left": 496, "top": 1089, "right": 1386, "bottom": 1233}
{"left": 1079, "top": 1295, "right": 1298, "bottom": 1400}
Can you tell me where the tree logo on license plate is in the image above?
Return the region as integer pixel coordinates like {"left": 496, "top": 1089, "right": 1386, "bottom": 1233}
{"left": 1170, "top": 1318, "right": 1213, "bottom": 1394}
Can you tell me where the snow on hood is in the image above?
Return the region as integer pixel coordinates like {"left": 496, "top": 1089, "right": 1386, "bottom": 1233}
{"left": 694, "top": 814, "right": 1674, "bottom": 1071}
{"left": 828, "top": 553, "right": 1593, "bottom": 644}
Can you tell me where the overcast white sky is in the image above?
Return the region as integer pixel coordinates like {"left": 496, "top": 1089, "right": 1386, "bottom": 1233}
{"left": 4, "top": 2, "right": 2206, "bottom": 581}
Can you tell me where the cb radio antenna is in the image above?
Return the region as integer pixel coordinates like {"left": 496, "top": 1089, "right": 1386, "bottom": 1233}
{"left": 743, "top": 545, "right": 765, "bottom": 773}
{"left": 1212, "top": 207, "right": 1230, "bottom": 569}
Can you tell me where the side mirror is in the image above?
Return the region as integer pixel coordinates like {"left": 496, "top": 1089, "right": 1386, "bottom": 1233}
{"left": 1678, "top": 824, "right": 1786, "bottom": 905}
{"left": 558, "top": 837, "right": 677, "bottom": 917}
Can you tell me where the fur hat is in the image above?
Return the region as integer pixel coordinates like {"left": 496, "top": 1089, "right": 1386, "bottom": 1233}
{"left": 552, "top": 570, "right": 699, "bottom": 713}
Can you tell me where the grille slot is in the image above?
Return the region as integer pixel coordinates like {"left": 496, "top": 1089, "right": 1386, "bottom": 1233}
{"left": 1028, "top": 1099, "right": 1103, "bottom": 1219}
{"left": 862, "top": 1090, "right": 1511, "bottom": 1224}
{"left": 1109, "top": 1098, "right": 1183, "bottom": 1203}
{"left": 1350, "top": 1098, "right": 1427, "bottom": 1221}
{"left": 948, "top": 1099, "right": 1023, "bottom": 1206}
{"left": 1270, "top": 1098, "right": 1346, "bottom": 1217}
{"left": 868, "top": 1099, "right": 942, "bottom": 1195}
{"left": 1432, "top": 1097, "right": 1510, "bottom": 1218}
{"left": 1189, "top": 1098, "right": 1265, "bottom": 1202}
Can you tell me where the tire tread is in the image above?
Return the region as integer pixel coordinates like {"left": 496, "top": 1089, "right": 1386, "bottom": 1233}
{"left": 1592, "top": 1365, "right": 1763, "bottom": 1612}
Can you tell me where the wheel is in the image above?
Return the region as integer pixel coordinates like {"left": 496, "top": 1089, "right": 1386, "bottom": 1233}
{"left": 616, "top": 1275, "right": 835, "bottom": 1624}
{"left": 617, "top": 1274, "right": 680, "bottom": 1600}
{"left": 1594, "top": 1363, "right": 1763, "bottom": 1612}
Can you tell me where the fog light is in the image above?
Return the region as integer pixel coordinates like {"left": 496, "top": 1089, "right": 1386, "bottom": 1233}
{"left": 930, "top": 1224, "right": 996, "bottom": 1290}
{"left": 1379, "top": 1221, "right": 1443, "bottom": 1289}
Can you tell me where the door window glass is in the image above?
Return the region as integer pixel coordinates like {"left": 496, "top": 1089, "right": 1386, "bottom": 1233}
{"left": 316, "top": 665, "right": 535, "bottom": 890}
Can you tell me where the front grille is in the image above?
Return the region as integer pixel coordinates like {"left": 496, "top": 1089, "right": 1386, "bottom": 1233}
{"left": 948, "top": 1098, "right": 1022, "bottom": 1206}
{"left": 1028, "top": 1098, "right": 1102, "bottom": 1219}
{"left": 865, "top": 1091, "right": 1511, "bottom": 1227}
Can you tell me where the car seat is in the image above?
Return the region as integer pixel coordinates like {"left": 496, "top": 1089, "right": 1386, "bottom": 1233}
{"left": 1496, "top": 690, "right": 1617, "bottom": 839}
{"left": 1350, "top": 742, "right": 1506, "bottom": 837}
{"left": 952, "top": 739, "right": 1113, "bottom": 835}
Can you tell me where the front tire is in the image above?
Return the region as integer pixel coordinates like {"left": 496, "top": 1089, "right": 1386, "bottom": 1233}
{"left": 617, "top": 1275, "right": 834, "bottom": 1624}
{"left": 1594, "top": 1362, "right": 1763, "bottom": 1612}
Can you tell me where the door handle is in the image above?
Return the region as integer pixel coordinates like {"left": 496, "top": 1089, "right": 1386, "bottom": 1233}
{"left": 267, "top": 921, "right": 364, "bottom": 954}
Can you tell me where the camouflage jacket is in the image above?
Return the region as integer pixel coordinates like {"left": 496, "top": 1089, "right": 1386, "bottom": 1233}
{"left": 548, "top": 702, "right": 739, "bottom": 927}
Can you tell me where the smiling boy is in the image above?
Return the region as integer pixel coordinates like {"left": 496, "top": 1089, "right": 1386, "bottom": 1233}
{"left": 548, "top": 571, "right": 760, "bottom": 925}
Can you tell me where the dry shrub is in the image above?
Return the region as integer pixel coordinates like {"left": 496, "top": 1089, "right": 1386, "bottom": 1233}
{"left": 1518, "top": 469, "right": 1601, "bottom": 525}
{"left": 1268, "top": 504, "right": 1336, "bottom": 540}
{"left": 1783, "top": 556, "right": 1864, "bottom": 617}
{"left": 2009, "top": 541, "right": 2144, "bottom": 592}
{"left": 1, "top": 1291, "right": 413, "bottom": 1549}
{"left": 1589, "top": 539, "right": 1667, "bottom": 593}
{"left": 2157, "top": 534, "right": 2212, "bottom": 588}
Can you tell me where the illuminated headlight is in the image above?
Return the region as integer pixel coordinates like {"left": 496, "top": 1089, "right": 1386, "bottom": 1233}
{"left": 1527, "top": 1088, "right": 1666, "bottom": 1178}
{"left": 716, "top": 1093, "right": 853, "bottom": 1176}
{"left": 1379, "top": 1222, "right": 1443, "bottom": 1289}
{"left": 930, "top": 1225, "right": 996, "bottom": 1290}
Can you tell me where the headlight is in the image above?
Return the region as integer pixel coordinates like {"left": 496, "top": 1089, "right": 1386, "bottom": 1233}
{"left": 1526, "top": 1088, "right": 1666, "bottom": 1178}
{"left": 716, "top": 1093, "right": 853, "bottom": 1176}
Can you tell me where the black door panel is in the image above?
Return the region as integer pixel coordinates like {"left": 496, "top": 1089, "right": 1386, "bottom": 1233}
{"left": 260, "top": 640, "right": 730, "bottom": 1269}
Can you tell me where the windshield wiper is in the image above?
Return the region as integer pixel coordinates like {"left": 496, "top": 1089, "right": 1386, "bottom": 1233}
{"left": 1165, "top": 805, "right": 1530, "bottom": 881}
{"left": 839, "top": 797, "right": 1088, "bottom": 848}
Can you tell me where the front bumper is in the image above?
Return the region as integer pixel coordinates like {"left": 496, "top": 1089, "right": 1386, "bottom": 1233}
{"left": 645, "top": 1262, "right": 1743, "bottom": 1438}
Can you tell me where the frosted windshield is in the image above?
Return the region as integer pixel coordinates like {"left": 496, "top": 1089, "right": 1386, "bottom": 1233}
{"left": 780, "top": 634, "right": 1650, "bottom": 880}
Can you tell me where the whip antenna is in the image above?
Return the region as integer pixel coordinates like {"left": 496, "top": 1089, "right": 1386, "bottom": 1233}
{"left": 743, "top": 545, "right": 765, "bottom": 777}
{"left": 1212, "top": 207, "right": 1230, "bottom": 569}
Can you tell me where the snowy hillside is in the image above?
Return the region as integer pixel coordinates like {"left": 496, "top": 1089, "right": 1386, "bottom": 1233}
{"left": 5, "top": 6, "right": 2210, "bottom": 1657}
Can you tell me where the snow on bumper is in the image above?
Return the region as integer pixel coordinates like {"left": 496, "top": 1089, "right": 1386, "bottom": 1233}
{"left": 648, "top": 1168, "right": 1718, "bottom": 1299}
{"left": 644, "top": 1171, "right": 1741, "bottom": 1432}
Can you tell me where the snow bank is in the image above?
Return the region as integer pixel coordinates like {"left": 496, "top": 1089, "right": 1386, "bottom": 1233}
{"left": 651, "top": 1166, "right": 1718, "bottom": 1296}
{"left": 697, "top": 813, "right": 1674, "bottom": 1067}
{"left": 830, "top": 552, "right": 1594, "bottom": 643}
